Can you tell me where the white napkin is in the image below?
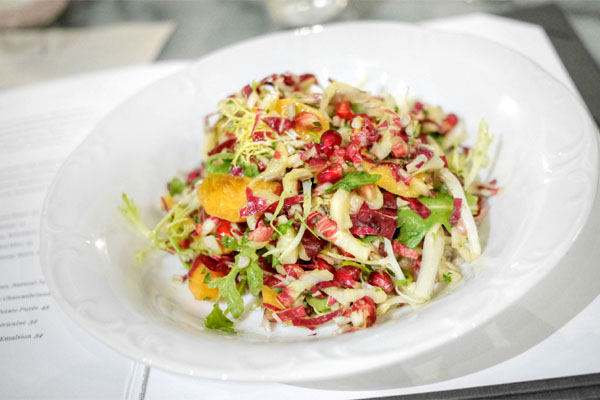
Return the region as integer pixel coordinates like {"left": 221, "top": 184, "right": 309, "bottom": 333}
{"left": 0, "top": 21, "right": 175, "bottom": 88}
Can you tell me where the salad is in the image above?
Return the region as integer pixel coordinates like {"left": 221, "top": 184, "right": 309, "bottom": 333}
{"left": 122, "top": 72, "right": 498, "bottom": 334}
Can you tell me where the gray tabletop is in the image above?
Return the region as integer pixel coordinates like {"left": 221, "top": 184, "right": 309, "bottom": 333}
{"left": 54, "top": 0, "right": 600, "bottom": 66}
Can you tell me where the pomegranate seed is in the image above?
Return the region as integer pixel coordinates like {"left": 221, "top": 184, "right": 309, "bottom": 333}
{"left": 317, "top": 164, "right": 343, "bottom": 185}
{"left": 319, "top": 130, "right": 342, "bottom": 156}
{"left": 368, "top": 270, "right": 394, "bottom": 293}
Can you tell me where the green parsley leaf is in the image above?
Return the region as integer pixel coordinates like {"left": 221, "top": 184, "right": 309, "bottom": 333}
{"left": 168, "top": 177, "right": 186, "bottom": 196}
{"left": 397, "top": 193, "right": 478, "bottom": 248}
{"left": 443, "top": 272, "right": 452, "bottom": 283}
{"left": 313, "top": 121, "right": 322, "bottom": 127}
{"left": 326, "top": 171, "right": 382, "bottom": 194}
{"left": 205, "top": 304, "right": 235, "bottom": 333}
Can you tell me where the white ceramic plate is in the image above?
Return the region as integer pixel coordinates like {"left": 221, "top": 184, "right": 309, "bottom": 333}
{"left": 40, "top": 22, "right": 599, "bottom": 385}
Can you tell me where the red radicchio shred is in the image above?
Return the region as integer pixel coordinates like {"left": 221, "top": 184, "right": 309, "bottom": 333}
{"left": 207, "top": 138, "right": 236, "bottom": 156}
{"left": 382, "top": 190, "right": 398, "bottom": 210}
{"left": 314, "top": 280, "right": 340, "bottom": 290}
{"left": 248, "top": 220, "right": 275, "bottom": 242}
{"left": 392, "top": 241, "right": 419, "bottom": 259}
{"left": 160, "top": 196, "right": 170, "bottom": 212}
{"left": 411, "top": 101, "right": 424, "bottom": 114}
{"left": 415, "top": 148, "right": 433, "bottom": 160}
{"left": 264, "top": 303, "right": 281, "bottom": 312}
{"left": 308, "top": 157, "right": 328, "bottom": 170}
{"left": 440, "top": 155, "right": 449, "bottom": 168}
{"left": 258, "top": 256, "right": 276, "bottom": 273}
{"left": 262, "top": 116, "right": 294, "bottom": 134}
{"left": 350, "top": 117, "right": 379, "bottom": 148}
{"left": 284, "top": 264, "right": 304, "bottom": 279}
{"left": 313, "top": 257, "right": 336, "bottom": 274}
{"left": 194, "top": 254, "right": 232, "bottom": 276}
{"left": 283, "top": 74, "right": 295, "bottom": 86}
{"left": 327, "top": 296, "right": 337, "bottom": 306}
{"left": 239, "top": 187, "right": 270, "bottom": 218}
{"left": 241, "top": 84, "right": 252, "bottom": 98}
{"left": 301, "top": 230, "right": 326, "bottom": 258}
{"left": 263, "top": 273, "right": 286, "bottom": 288}
{"left": 334, "top": 266, "right": 361, "bottom": 288}
{"left": 439, "top": 114, "right": 458, "bottom": 134}
{"left": 181, "top": 256, "right": 203, "bottom": 282}
{"left": 291, "top": 309, "right": 343, "bottom": 329}
{"left": 229, "top": 166, "right": 244, "bottom": 176}
{"left": 264, "top": 194, "right": 303, "bottom": 214}
{"left": 349, "top": 296, "right": 376, "bottom": 328}
{"left": 178, "top": 239, "right": 191, "bottom": 249}
{"left": 252, "top": 131, "right": 266, "bottom": 142}
{"left": 275, "top": 306, "right": 307, "bottom": 322}
{"left": 391, "top": 140, "right": 408, "bottom": 158}
{"left": 368, "top": 271, "right": 394, "bottom": 293}
{"left": 349, "top": 226, "right": 379, "bottom": 237}
{"left": 276, "top": 288, "right": 296, "bottom": 308}
{"left": 449, "top": 198, "right": 463, "bottom": 226}
{"left": 299, "top": 73, "right": 318, "bottom": 83}
{"left": 344, "top": 143, "right": 363, "bottom": 165}
{"left": 401, "top": 197, "right": 432, "bottom": 219}
{"left": 311, "top": 213, "right": 338, "bottom": 240}
{"left": 350, "top": 202, "right": 398, "bottom": 240}
{"left": 249, "top": 109, "right": 263, "bottom": 139}
{"left": 186, "top": 168, "right": 202, "bottom": 185}
{"left": 258, "top": 160, "right": 266, "bottom": 171}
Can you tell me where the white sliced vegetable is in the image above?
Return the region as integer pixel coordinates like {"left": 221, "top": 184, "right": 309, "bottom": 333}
{"left": 440, "top": 168, "right": 481, "bottom": 259}
{"left": 332, "top": 230, "right": 370, "bottom": 260}
{"left": 382, "top": 238, "right": 405, "bottom": 280}
{"left": 414, "top": 224, "right": 445, "bottom": 300}
{"left": 279, "top": 180, "right": 312, "bottom": 263}
{"left": 323, "top": 286, "right": 387, "bottom": 306}
{"left": 330, "top": 188, "right": 352, "bottom": 230}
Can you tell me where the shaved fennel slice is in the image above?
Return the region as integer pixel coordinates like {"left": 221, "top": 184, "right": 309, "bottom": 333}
{"left": 413, "top": 224, "right": 445, "bottom": 300}
{"left": 330, "top": 188, "right": 352, "bottom": 230}
{"left": 382, "top": 238, "right": 405, "bottom": 280}
{"left": 440, "top": 169, "right": 481, "bottom": 259}
{"left": 323, "top": 286, "right": 387, "bottom": 306}
{"left": 279, "top": 180, "right": 312, "bottom": 263}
